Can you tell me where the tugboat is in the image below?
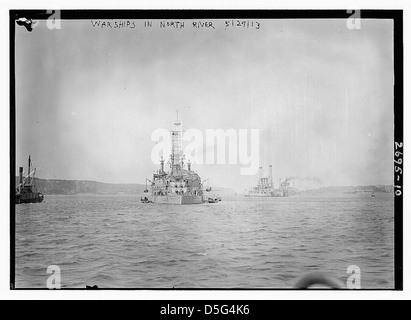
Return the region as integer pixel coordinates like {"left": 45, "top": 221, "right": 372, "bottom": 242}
{"left": 146, "top": 114, "right": 205, "bottom": 205}
{"left": 15, "top": 156, "right": 44, "bottom": 204}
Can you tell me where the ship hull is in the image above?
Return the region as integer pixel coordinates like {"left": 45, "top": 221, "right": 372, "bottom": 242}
{"left": 153, "top": 195, "right": 204, "bottom": 205}
{"left": 15, "top": 193, "right": 44, "bottom": 204}
{"left": 245, "top": 193, "right": 285, "bottom": 198}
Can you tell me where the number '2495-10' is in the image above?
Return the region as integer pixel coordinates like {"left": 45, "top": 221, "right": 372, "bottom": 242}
{"left": 394, "top": 142, "right": 403, "bottom": 196}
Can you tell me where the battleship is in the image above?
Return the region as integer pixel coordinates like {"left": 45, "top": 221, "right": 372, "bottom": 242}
{"left": 15, "top": 156, "right": 44, "bottom": 204}
{"left": 143, "top": 115, "right": 205, "bottom": 205}
{"left": 245, "top": 165, "right": 296, "bottom": 197}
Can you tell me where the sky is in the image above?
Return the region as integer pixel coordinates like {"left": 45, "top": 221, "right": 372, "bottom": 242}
{"left": 15, "top": 18, "right": 394, "bottom": 192}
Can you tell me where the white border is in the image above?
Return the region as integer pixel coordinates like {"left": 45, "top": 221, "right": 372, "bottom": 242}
{"left": 1, "top": 0, "right": 409, "bottom": 300}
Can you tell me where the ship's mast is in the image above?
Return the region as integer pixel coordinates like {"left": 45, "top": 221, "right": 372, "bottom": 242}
{"left": 171, "top": 111, "right": 183, "bottom": 176}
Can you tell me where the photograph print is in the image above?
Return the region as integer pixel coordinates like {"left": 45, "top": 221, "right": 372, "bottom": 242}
{"left": 11, "top": 10, "right": 403, "bottom": 290}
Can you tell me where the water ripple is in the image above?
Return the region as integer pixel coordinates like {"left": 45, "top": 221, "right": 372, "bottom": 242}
{"left": 15, "top": 193, "right": 395, "bottom": 289}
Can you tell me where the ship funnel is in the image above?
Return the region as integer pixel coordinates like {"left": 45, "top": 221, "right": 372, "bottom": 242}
{"left": 19, "top": 167, "right": 23, "bottom": 185}
{"left": 28, "top": 155, "right": 31, "bottom": 185}
{"left": 160, "top": 156, "right": 165, "bottom": 173}
{"left": 258, "top": 166, "right": 263, "bottom": 186}
{"left": 269, "top": 165, "right": 273, "bottom": 187}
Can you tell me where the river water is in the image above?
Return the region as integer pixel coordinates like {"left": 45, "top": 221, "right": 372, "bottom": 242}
{"left": 15, "top": 193, "right": 395, "bottom": 289}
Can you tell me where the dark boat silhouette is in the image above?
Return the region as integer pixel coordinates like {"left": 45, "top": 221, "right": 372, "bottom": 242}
{"left": 15, "top": 156, "right": 44, "bottom": 204}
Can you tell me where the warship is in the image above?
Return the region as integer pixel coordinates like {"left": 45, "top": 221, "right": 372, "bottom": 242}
{"left": 15, "top": 156, "right": 44, "bottom": 204}
{"left": 245, "top": 165, "right": 292, "bottom": 197}
{"left": 144, "top": 115, "right": 205, "bottom": 205}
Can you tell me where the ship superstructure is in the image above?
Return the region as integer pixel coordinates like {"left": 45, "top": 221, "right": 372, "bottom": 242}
{"left": 147, "top": 115, "right": 204, "bottom": 205}
{"left": 245, "top": 165, "right": 290, "bottom": 197}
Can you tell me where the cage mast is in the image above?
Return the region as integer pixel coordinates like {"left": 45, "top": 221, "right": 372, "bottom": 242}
{"left": 171, "top": 111, "right": 183, "bottom": 176}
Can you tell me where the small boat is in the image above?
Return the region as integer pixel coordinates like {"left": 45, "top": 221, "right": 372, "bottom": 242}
{"left": 207, "top": 197, "right": 217, "bottom": 203}
{"left": 140, "top": 197, "right": 152, "bottom": 203}
{"left": 207, "top": 195, "right": 221, "bottom": 203}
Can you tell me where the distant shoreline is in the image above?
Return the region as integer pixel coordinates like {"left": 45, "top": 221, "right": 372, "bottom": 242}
{"left": 15, "top": 177, "right": 393, "bottom": 196}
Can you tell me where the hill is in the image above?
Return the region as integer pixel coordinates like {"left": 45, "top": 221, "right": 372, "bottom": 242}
{"left": 15, "top": 178, "right": 236, "bottom": 196}
{"left": 15, "top": 178, "right": 146, "bottom": 195}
